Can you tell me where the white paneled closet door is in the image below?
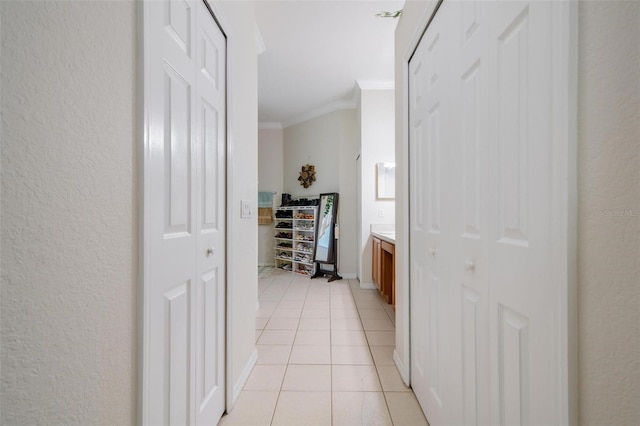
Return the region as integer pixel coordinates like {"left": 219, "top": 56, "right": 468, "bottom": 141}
{"left": 486, "top": 3, "right": 562, "bottom": 424}
{"left": 409, "top": 1, "right": 573, "bottom": 425}
{"left": 142, "top": 1, "right": 226, "bottom": 425}
{"left": 451, "top": 1, "right": 491, "bottom": 424}
{"left": 409, "top": 1, "right": 462, "bottom": 423}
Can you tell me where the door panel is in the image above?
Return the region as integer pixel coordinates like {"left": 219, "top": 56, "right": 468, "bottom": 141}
{"left": 409, "top": 1, "right": 571, "bottom": 425}
{"left": 166, "top": 282, "right": 191, "bottom": 426}
{"left": 147, "top": 2, "right": 198, "bottom": 423}
{"left": 410, "top": 2, "right": 459, "bottom": 423}
{"left": 164, "top": 65, "right": 193, "bottom": 235}
{"left": 497, "top": 305, "right": 530, "bottom": 426}
{"left": 409, "top": 32, "right": 430, "bottom": 414}
{"left": 460, "top": 60, "right": 481, "bottom": 238}
{"left": 426, "top": 105, "right": 441, "bottom": 234}
{"left": 488, "top": 2, "right": 557, "bottom": 424}
{"left": 194, "top": 1, "right": 226, "bottom": 422}
{"left": 495, "top": 5, "right": 530, "bottom": 246}
{"left": 166, "top": 0, "right": 192, "bottom": 54}
{"left": 427, "top": 271, "right": 441, "bottom": 405}
{"left": 201, "top": 100, "right": 220, "bottom": 229}
{"left": 454, "top": 1, "right": 491, "bottom": 424}
{"left": 144, "top": 1, "right": 226, "bottom": 425}
{"left": 461, "top": 287, "right": 481, "bottom": 425}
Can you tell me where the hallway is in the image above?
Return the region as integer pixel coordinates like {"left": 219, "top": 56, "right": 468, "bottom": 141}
{"left": 219, "top": 268, "right": 428, "bottom": 425}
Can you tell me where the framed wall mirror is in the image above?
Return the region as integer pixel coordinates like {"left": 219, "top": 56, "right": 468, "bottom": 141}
{"left": 376, "top": 162, "right": 396, "bottom": 200}
{"left": 313, "top": 193, "right": 338, "bottom": 263}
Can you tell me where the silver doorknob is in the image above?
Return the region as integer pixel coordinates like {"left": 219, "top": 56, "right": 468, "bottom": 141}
{"left": 464, "top": 260, "right": 475, "bottom": 271}
{"left": 429, "top": 247, "right": 436, "bottom": 256}
{"left": 206, "top": 248, "right": 214, "bottom": 257}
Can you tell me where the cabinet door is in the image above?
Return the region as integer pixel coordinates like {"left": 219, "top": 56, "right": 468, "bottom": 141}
{"left": 372, "top": 237, "right": 381, "bottom": 289}
{"left": 381, "top": 241, "right": 395, "bottom": 305}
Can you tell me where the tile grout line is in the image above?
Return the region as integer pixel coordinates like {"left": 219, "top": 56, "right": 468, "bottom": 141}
{"left": 349, "top": 279, "right": 397, "bottom": 426}
{"left": 254, "top": 270, "right": 403, "bottom": 426}
{"left": 265, "top": 270, "right": 295, "bottom": 425}
{"left": 268, "top": 271, "right": 296, "bottom": 426}
{"left": 328, "top": 278, "right": 334, "bottom": 426}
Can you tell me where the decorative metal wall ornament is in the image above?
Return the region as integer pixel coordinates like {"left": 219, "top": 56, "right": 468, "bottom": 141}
{"left": 376, "top": 10, "right": 402, "bottom": 18}
{"left": 298, "top": 164, "right": 316, "bottom": 188}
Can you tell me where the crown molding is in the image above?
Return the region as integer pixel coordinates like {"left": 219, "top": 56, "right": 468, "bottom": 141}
{"left": 356, "top": 80, "right": 395, "bottom": 91}
{"left": 283, "top": 98, "right": 357, "bottom": 128}
{"left": 258, "top": 122, "right": 283, "bottom": 130}
{"left": 278, "top": 80, "right": 394, "bottom": 129}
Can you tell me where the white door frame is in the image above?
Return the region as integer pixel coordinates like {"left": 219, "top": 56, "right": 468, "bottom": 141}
{"left": 355, "top": 152, "right": 362, "bottom": 281}
{"left": 138, "top": 0, "right": 236, "bottom": 422}
{"left": 398, "top": 1, "right": 579, "bottom": 423}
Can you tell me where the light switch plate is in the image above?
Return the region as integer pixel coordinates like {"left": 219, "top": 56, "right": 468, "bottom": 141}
{"left": 241, "top": 200, "right": 251, "bottom": 219}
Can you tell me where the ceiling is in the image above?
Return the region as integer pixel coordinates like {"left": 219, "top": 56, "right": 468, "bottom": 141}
{"left": 255, "top": 0, "right": 404, "bottom": 126}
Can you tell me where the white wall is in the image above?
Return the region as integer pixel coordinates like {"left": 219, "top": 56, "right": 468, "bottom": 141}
{"left": 278, "top": 91, "right": 395, "bottom": 288}
{"left": 1, "top": 2, "right": 137, "bottom": 424}
{"left": 358, "top": 87, "right": 396, "bottom": 287}
{"left": 577, "top": 2, "right": 639, "bottom": 424}
{"left": 215, "top": 0, "right": 260, "bottom": 406}
{"left": 258, "top": 128, "right": 284, "bottom": 265}
{"left": 282, "top": 109, "right": 359, "bottom": 277}
{"left": 337, "top": 109, "right": 359, "bottom": 280}
{"left": 283, "top": 112, "right": 341, "bottom": 196}
{"left": 0, "top": 0, "right": 260, "bottom": 422}
{"left": 394, "top": 0, "right": 640, "bottom": 423}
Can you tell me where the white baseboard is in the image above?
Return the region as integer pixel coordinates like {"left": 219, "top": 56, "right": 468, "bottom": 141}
{"left": 393, "top": 349, "right": 410, "bottom": 386}
{"left": 341, "top": 272, "right": 357, "bottom": 279}
{"left": 359, "top": 281, "right": 377, "bottom": 290}
{"left": 232, "top": 349, "right": 258, "bottom": 405}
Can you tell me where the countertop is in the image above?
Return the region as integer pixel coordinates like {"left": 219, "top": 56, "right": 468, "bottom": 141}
{"left": 371, "top": 231, "right": 395, "bottom": 244}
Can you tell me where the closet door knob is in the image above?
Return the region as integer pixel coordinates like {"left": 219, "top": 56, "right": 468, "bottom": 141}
{"left": 206, "top": 247, "right": 214, "bottom": 257}
{"left": 429, "top": 248, "right": 436, "bottom": 256}
{"left": 464, "top": 260, "right": 475, "bottom": 271}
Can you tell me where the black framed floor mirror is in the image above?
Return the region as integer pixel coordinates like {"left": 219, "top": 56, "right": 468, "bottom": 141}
{"left": 311, "top": 192, "right": 342, "bottom": 282}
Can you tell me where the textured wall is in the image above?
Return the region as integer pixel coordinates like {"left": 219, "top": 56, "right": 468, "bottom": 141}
{"left": 1, "top": 2, "right": 137, "bottom": 425}
{"left": 577, "top": 2, "right": 640, "bottom": 424}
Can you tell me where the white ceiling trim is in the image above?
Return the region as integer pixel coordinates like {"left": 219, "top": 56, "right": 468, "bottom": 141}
{"left": 283, "top": 98, "right": 357, "bottom": 129}
{"left": 280, "top": 80, "right": 395, "bottom": 129}
{"left": 258, "top": 122, "right": 283, "bottom": 130}
{"left": 356, "top": 80, "right": 395, "bottom": 90}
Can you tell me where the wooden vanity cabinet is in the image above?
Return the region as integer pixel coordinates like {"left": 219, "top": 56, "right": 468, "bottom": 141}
{"left": 372, "top": 236, "right": 395, "bottom": 306}
{"left": 372, "top": 237, "right": 381, "bottom": 289}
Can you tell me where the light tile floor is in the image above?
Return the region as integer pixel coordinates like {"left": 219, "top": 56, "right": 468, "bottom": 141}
{"left": 219, "top": 268, "right": 429, "bottom": 426}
